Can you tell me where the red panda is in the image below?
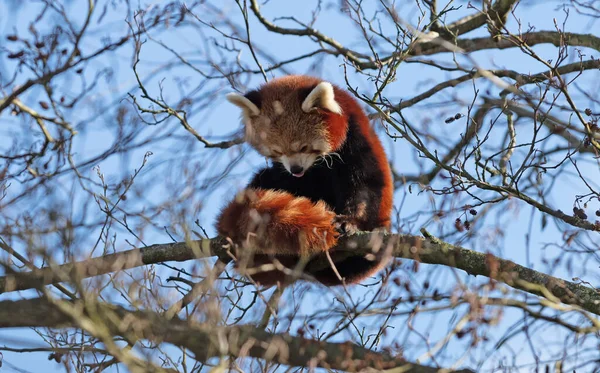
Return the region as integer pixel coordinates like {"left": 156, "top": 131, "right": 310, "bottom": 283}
{"left": 217, "top": 75, "right": 393, "bottom": 286}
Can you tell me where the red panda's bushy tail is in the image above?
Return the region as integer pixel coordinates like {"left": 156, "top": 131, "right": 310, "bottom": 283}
{"left": 216, "top": 188, "right": 338, "bottom": 286}
{"left": 217, "top": 188, "right": 338, "bottom": 257}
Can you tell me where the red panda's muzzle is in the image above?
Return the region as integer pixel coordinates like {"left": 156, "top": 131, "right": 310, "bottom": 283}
{"left": 290, "top": 164, "right": 305, "bottom": 177}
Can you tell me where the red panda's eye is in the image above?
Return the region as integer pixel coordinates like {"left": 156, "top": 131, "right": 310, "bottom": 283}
{"left": 299, "top": 145, "right": 309, "bottom": 152}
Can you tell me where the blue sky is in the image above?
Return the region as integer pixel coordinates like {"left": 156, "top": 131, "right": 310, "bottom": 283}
{"left": 1, "top": 0, "right": 599, "bottom": 371}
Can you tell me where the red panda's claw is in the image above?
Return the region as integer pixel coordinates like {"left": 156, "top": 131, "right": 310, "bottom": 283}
{"left": 333, "top": 215, "right": 359, "bottom": 236}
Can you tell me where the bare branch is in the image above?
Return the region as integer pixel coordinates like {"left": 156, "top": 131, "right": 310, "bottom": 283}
{"left": 0, "top": 297, "right": 472, "bottom": 373}
{"left": 2, "top": 233, "right": 600, "bottom": 317}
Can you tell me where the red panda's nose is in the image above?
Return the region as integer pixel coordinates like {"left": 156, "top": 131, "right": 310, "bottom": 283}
{"left": 290, "top": 165, "right": 304, "bottom": 177}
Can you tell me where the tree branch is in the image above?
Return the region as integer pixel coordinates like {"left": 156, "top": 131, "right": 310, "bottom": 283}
{"left": 411, "top": 31, "right": 600, "bottom": 58}
{"left": 0, "top": 238, "right": 232, "bottom": 294}
{"left": 1, "top": 234, "right": 599, "bottom": 317}
{"left": 248, "top": 0, "right": 600, "bottom": 70}
{"left": 442, "top": 0, "right": 518, "bottom": 37}
{"left": 0, "top": 297, "right": 472, "bottom": 373}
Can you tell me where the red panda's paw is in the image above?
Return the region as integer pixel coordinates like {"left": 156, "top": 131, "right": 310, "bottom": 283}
{"left": 217, "top": 188, "right": 338, "bottom": 256}
{"left": 215, "top": 189, "right": 258, "bottom": 246}
{"left": 333, "top": 215, "right": 359, "bottom": 236}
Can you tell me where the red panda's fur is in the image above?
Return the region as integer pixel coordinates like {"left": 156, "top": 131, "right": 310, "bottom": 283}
{"left": 329, "top": 84, "right": 393, "bottom": 228}
{"left": 217, "top": 188, "right": 338, "bottom": 256}
{"left": 218, "top": 75, "right": 393, "bottom": 287}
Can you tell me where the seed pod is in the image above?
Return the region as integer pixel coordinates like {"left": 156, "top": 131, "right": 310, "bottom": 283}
{"left": 455, "top": 218, "right": 464, "bottom": 232}
{"left": 573, "top": 207, "right": 588, "bottom": 220}
{"left": 8, "top": 51, "right": 24, "bottom": 59}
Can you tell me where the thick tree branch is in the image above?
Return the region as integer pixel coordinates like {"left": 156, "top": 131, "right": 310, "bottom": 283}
{"left": 424, "top": 31, "right": 600, "bottom": 56}
{"left": 0, "top": 238, "right": 232, "bottom": 294}
{"left": 396, "top": 59, "right": 600, "bottom": 110}
{"left": 1, "top": 234, "right": 599, "bottom": 317}
{"left": 442, "top": 0, "right": 518, "bottom": 37}
{"left": 0, "top": 297, "right": 471, "bottom": 373}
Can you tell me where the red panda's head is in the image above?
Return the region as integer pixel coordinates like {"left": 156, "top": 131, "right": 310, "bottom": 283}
{"left": 226, "top": 75, "right": 348, "bottom": 177}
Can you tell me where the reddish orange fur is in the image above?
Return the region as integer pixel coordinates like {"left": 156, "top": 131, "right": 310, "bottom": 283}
{"left": 329, "top": 86, "right": 394, "bottom": 229}
{"left": 217, "top": 189, "right": 338, "bottom": 257}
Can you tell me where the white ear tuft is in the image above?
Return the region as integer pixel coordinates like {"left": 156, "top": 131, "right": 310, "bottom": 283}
{"left": 226, "top": 93, "right": 260, "bottom": 116}
{"left": 301, "top": 82, "right": 342, "bottom": 114}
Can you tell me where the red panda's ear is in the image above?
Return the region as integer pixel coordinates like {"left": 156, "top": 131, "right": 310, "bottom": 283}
{"left": 226, "top": 93, "right": 260, "bottom": 117}
{"left": 301, "top": 82, "right": 342, "bottom": 115}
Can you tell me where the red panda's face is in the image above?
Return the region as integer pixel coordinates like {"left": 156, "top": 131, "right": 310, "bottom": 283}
{"left": 262, "top": 139, "right": 329, "bottom": 178}
{"left": 227, "top": 79, "right": 345, "bottom": 177}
